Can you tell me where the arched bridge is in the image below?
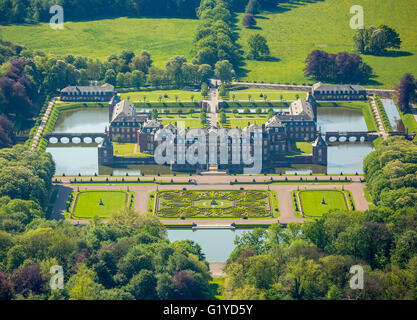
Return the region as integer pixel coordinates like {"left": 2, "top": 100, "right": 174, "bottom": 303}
{"left": 325, "top": 131, "right": 379, "bottom": 143}
{"left": 44, "top": 133, "right": 106, "bottom": 144}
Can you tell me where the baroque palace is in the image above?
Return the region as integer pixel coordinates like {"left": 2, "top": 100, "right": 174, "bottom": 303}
{"left": 97, "top": 93, "right": 327, "bottom": 172}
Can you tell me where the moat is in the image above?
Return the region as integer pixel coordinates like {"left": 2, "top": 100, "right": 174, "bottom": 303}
{"left": 46, "top": 106, "right": 374, "bottom": 175}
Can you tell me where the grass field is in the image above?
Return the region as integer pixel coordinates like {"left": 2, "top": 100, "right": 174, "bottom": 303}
{"left": 113, "top": 143, "right": 153, "bottom": 158}
{"left": 226, "top": 89, "right": 307, "bottom": 101}
{"left": 120, "top": 90, "right": 202, "bottom": 102}
{"left": 72, "top": 190, "right": 129, "bottom": 219}
{"left": 289, "top": 141, "right": 313, "bottom": 155}
{"left": 222, "top": 113, "right": 268, "bottom": 128}
{"left": 296, "top": 189, "right": 350, "bottom": 217}
{"left": 398, "top": 109, "right": 417, "bottom": 133}
{"left": 0, "top": 17, "right": 198, "bottom": 67}
{"left": 158, "top": 113, "right": 203, "bottom": 128}
{"left": 237, "top": 0, "right": 417, "bottom": 88}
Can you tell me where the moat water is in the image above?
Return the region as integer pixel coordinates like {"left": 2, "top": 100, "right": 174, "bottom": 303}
{"left": 381, "top": 99, "right": 402, "bottom": 132}
{"left": 46, "top": 107, "right": 374, "bottom": 175}
{"left": 167, "top": 228, "right": 250, "bottom": 262}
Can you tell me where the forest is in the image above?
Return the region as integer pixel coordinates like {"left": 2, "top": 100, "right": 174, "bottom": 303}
{"left": 223, "top": 137, "right": 417, "bottom": 300}
{"left": 0, "top": 147, "right": 212, "bottom": 300}
{"left": 1, "top": 137, "right": 417, "bottom": 300}
{"left": 0, "top": 0, "right": 201, "bottom": 23}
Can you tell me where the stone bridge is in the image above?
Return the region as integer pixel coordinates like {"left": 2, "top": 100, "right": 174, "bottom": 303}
{"left": 44, "top": 133, "right": 106, "bottom": 144}
{"left": 325, "top": 131, "right": 379, "bottom": 143}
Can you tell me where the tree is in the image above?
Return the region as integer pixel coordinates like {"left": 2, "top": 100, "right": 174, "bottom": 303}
{"left": 247, "top": 34, "right": 270, "bottom": 60}
{"left": 0, "top": 59, "right": 35, "bottom": 119}
{"left": 0, "top": 115, "right": 15, "bottom": 148}
{"left": 268, "top": 109, "right": 275, "bottom": 119}
{"left": 150, "top": 108, "right": 158, "bottom": 121}
{"left": 304, "top": 50, "right": 372, "bottom": 83}
{"left": 200, "top": 110, "right": 208, "bottom": 126}
{"left": 129, "top": 51, "right": 152, "bottom": 74}
{"left": 242, "top": 14, "right": 257, "bottom": 28}
{"left": 197, "top": 64, "right": 212, "bottom": 83}
{"left": 392, "top": 230, "right": 417, "bottom": 268}
{"left": 156, "top": 273, "right": 173, "bottom": 299}
{"left": 129, "top": 269, "right": 157, "bottom": 300}
{"left": 165, "top": 55, "right": 187, "bottom": 85}
{"left": 131, "top": 70, "right": 145, "bottom": 88}
{"left": 67, "top": 264, "right": 103, "bottom": 300}
{"left": 171, "top": 270, "right": 207, "bottom": 300}
{"left": 147, "top": 66, "right": 166, "bottom": 86}
{"left": 201, "top": 82, "right": 209, "bottom": 97}
{"left": 104, "top": 69, "right": 116, "bottom": 86}
{"left": 218, "top": 84, "right": 228, "bottom": 98}
{"left": 379, "top": 25, "right": 401, "bottom": 49}
{"left": 284, "top": 256, "right": 321, "bottom": 300}
{"left": 219, "top": 110, "right": 226, "bottom": 125}
{"left": 396, "top": 73, "right": 416, "bottom": 112}
{"left": 0, "top": 271, "right": 13, "bottom": 300}
{"left": 116, "top": 73, "right": 126, "bottom": 87}
{"left": 353, "top": 25, "right": 402, "bottom": 55}
{"left": 11, "top": 263, "right": 47, "bottom": 297}
{"left": 245, "top": 255, "right": 277, "bottom": 290}
{"left": 214, "top": 60, "right": 235, "bottom": 84}
{"left": 245, "top": 0, "right": 260, "bottom": 15}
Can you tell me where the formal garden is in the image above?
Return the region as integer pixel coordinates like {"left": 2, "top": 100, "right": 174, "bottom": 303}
{"left": 149, "top": 189, "right": 279, "bottom": 219}
{"left": 66, "top": 190, "right": 134, "bottom": 220}
{"left": 292, "top": 189, "right": 355, "bottom": 218}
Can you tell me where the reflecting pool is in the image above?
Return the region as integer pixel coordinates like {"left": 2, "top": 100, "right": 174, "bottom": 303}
{"left": 167, "top": 228, "right": 251, "bottom": 262}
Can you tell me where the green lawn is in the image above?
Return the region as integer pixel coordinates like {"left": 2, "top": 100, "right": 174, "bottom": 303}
{"left": 120, "top": 90, "right": 202, "bottom": 102}
{"left": 72, "top": 190, "right": 129, "bottom": 219}
{"left": 226, "top": 89, "right": 307, "bottom": 101}
{"left": 237, "top": 0, "right": 417, "bottom": 88}
{"left": 113, "top": 142, "right": 153, "bottom": 158}
{"left": 289, "top": 141, "right": 313, "bottom": 156}
{"left": 1, "top": 17, "right": 198, "bottom": 67}
{"left": 297, "top": 189, "right": 350, "bottom": 217}
{"left": 364, "top": 187, "right": 372, "bottom": 202}
{"left": 158, "top": 113, "right": 203, "bottom": 128}
{"left": 159, "top": 117, "right": 203, "bottom": 129}
{"left": 398, "top": 110, "right": 417, "bottom": 133}
{"left": 222, "top": 113, "right": 268, "bottom": 129}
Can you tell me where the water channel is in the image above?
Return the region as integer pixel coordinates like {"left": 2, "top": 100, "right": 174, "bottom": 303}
{"left": 167, "top": 228, "right": 250, "bottom": 262}
{"left": 381, "top": 99, "right": 402, "bottom": 132}
{"left": 46, "top": 106, "right": 375, "bottom": 175}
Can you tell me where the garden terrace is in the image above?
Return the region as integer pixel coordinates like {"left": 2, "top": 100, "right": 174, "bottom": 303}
{"left": 224, "top": 89, "right": 307, "bottom": 102}
{"left": 151, "top": 189, "right": 279, "bottom": 219}
{"left": 292, "top": 189, "right": 355, "bottom": 218}
{"left": 120, "top": 90, "right": 203, "bottom": 102}
{"left": 68, "top": 190, "right": 134, "bottom": 220}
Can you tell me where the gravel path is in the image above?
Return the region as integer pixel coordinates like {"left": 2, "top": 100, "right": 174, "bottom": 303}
{"left": 31, "top": 99, "right": 55, "bottom": 151}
